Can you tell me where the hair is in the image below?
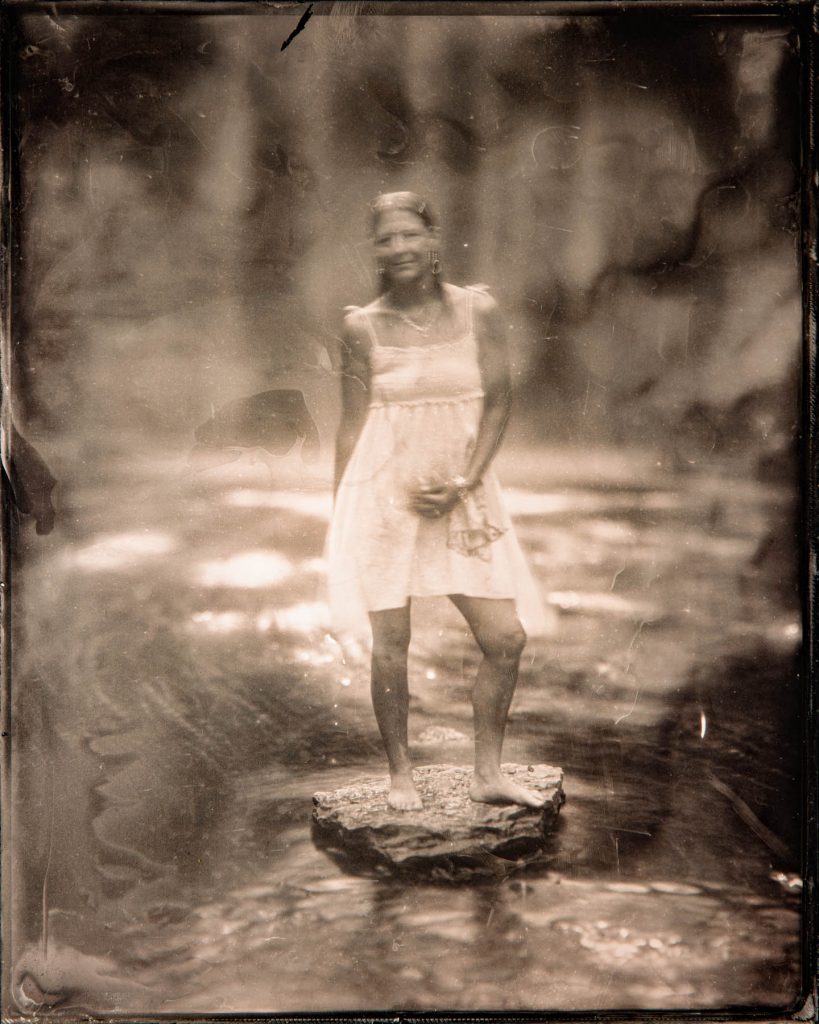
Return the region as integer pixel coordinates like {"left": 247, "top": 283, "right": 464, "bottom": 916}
{"left": 369, "top": 192, "right": 445, "bottom": 298}
{"left": 369, "top": 191, "right": 438, "bottom": 235}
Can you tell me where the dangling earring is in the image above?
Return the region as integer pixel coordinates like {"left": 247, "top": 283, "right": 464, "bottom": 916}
{"left": 429, "top": 250, "right": 441, "bottom": 276}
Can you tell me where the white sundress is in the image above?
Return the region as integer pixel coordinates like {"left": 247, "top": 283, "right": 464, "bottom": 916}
{"left": 325, "top": 284, "right": 549, "bottom": 640}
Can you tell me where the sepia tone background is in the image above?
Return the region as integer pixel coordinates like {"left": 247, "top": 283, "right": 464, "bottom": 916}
{"left": 3, "top": 4, "right": 805, "bottom": 1015}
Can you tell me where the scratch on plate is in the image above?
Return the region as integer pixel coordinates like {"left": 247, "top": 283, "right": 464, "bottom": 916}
{"left": 41, "top": 760, "right": 57, "bottom": 959}
{"left": 610, "top": 562, "right": 626, "bottom": 590}
{"left": 614, "top": 685, "right": 641, "bottom": 725}
{"left": 627, "top": 619, "right": 649, "bottom": 652}
{"left": 707, "top": 771, "right": 790, "bottom": 860}
{"left": 281, "top": 4, "right": 314, "bottom": 51}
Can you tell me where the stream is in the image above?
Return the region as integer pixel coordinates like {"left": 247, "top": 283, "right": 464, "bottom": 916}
{"left": 7, "top": 444, "right": 802, "bottom": 1014}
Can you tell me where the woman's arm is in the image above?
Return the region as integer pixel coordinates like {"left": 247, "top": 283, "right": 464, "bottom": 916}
{"left": 411, "top": 289, "right": 513, "bottom": 518}
{"left": 334, "top": 313, "right": 371, "bottom": 498}
{"left": 462, "top": 290, "right": 512, "bottom": 490}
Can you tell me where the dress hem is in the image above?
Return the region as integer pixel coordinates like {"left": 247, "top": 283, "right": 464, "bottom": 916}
{"left": 365, "top": 589, "right": 518, "bottom": 613}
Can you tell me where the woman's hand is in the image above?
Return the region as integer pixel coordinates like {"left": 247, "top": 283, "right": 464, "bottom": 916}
{"left": 408, "top": 480, "right": 461, "bottom": 519}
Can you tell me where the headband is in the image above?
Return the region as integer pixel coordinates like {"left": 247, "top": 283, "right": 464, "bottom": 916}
{"left": 369, "top": 192, "right": 438, "bottom": 233}
{"left": 371, "top": 191, "right": 428, "bottom": 217}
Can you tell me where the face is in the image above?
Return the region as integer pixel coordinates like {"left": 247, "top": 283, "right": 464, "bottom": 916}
{"left": 373, "top": 209, "right": 437, "bottom": 285}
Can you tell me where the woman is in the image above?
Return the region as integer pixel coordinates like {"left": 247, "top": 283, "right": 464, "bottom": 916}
{"left": 327, "top": 192, "right": 547, "bottom": 811}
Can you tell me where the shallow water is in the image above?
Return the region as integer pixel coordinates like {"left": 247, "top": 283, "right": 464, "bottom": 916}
{"left": 7, "top": 446, "right": 802, "bottom": 1014}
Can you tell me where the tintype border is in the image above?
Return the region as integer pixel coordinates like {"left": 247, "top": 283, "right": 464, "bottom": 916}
{"left": 0, "top": 1, "right": 815, "bottom": 1021}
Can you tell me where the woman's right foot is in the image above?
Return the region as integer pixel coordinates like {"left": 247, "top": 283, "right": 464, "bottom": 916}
{"left": 469, "top": 772, "right": 545, "bottom": 808}
{"left": 388, "top": 775, "right": 423, "bottom": 811}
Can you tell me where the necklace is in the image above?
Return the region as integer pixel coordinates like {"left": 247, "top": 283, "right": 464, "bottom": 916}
{"left": 387, "top": 299, "right": 443, "bottom": 336}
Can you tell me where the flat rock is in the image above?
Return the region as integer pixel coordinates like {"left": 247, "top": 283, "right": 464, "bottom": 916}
{"left": 312, "top": 763, "right": 565, "bottom": 880}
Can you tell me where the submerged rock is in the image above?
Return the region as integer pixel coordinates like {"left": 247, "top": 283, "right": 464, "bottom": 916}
{"left": 416, "top": 726, "right": 470, "bottom": 745}
{"left": 312, "top": 764, "right": 565, "bottom": 880}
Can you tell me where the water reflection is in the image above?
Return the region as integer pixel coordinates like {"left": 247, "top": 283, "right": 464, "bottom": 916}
{"left": 197, "top": 550, "right": 293, "bottom": 588}
{"left": 223, "top": 489, "right": 332, "bottom": 519}
{"left": 9, "top": 453, "right": 801, "bottom": 1013}
{"left": 68, "top": 530, "right": 176, "bottom": 571}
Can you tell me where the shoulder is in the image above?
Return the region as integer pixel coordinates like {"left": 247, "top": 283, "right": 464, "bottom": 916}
{"left": 446, "top": 282, "right": 499, "bottom": 318}
{"left": 341, "top": 301, "right": 380, "bottom": 351}
{"left": 455, "top": 283, "right": 501, "bottom": 334}
{"left": 342, "top": 303, "right": 368, "bottom": 331}
{"left": 470, "top": 286, "right": 499, "bottom": 319}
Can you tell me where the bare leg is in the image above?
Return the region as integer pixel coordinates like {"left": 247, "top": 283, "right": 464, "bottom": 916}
{"left": 369, "top": 605, "right": 422, "bottom": 810}
{"left": 449, "top": 595, "right": 544, "bottom": 808}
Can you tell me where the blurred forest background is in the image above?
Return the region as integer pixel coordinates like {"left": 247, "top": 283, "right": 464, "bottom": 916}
{"left": 9, "top": 4, "right": 802, "bottom": 474}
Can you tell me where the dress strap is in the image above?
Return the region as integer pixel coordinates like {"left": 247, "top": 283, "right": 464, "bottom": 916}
{"left": 361, "top": 310, "right": 381, "bottom": 348}
{"left": 465, "top": 283, "right": 489, "bottom": 336}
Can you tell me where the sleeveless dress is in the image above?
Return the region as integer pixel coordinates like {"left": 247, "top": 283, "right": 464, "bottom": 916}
{"left": 325, "top": 285, "right": 549, "bottom": 640}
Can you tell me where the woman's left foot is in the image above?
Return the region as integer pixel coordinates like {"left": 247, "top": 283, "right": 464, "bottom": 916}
{"left": 469, "top": 773, "right": 545, "bottom": 808}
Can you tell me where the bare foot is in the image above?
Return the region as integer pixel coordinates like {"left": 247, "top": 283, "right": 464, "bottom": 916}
{"left": 388, "top": 775, "right": 423, "bottom": 811}
{"left": 469, "top": 773, "right": 545, "bottom": 808}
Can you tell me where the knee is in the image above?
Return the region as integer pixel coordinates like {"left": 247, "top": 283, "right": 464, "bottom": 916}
{"left": 478, "top": 622, "right": 527, "bottom": 663}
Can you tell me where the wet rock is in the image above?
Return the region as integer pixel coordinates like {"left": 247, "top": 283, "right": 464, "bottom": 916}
{"left": 312, "top": 763, "right": 564, "bottom": 880}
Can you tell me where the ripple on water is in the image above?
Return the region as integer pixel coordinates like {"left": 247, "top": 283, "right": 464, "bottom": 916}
{"left": 13, "top": 463, "right": 801, "bottom": 1014}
